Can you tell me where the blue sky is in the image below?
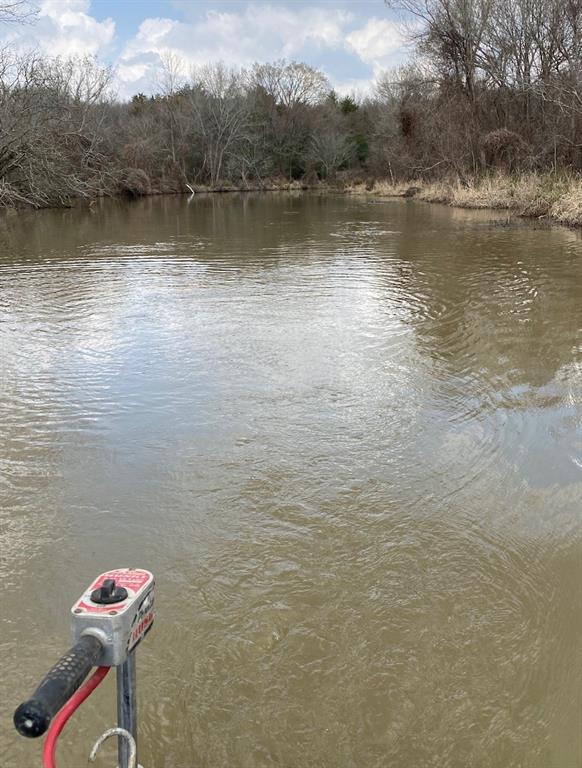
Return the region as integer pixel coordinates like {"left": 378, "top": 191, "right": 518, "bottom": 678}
{"left": 5, "top": 1, "right": 411, "bottom": 98}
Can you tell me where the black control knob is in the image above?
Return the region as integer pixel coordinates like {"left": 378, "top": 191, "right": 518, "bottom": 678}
{"left": 90, "top": 579, "right": 128, "bottom": 605}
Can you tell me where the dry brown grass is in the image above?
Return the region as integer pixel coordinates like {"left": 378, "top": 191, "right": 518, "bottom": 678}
{"left": 550, "top": 186, "right": 582, "bottom": 225}
{"left": 450, "top": 176, "right": 514, "bottom": 209}
{"left": 416, "top": 182, "right": 455, "bottom": 204}
{"left": 347, "top": 172, "right": 582, "bottom": 226}
{"left": 453, "top": 173, "right": 578, "bottom": 219}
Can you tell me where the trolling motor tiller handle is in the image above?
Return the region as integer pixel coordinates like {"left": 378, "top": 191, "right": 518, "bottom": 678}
{"left": 13, "top": 568, "right": 154, "bottom": 768}
{"left": 14, "top": 634, "right": 104, "bottom": 737}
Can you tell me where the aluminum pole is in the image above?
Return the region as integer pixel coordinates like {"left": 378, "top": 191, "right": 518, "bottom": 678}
{"left": 117, "top": 651, "right": 138, "bottom": 768}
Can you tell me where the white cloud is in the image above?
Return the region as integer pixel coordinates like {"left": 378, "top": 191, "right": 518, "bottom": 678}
{"left": 116, "top": 5, "right": 358, "bottom": 97}
{"left": 15, "top": 0, "right": 116, "bottom": 58}
{"left": 130, "top": 17, "right": 178, "bottom": 50}
{"left": 346, "top": 18, "right": 407, "bottom": 75}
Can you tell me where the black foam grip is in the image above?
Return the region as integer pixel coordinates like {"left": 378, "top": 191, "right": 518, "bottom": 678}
{"left": 13, "top": 634, "right": 103, "bottom": 737}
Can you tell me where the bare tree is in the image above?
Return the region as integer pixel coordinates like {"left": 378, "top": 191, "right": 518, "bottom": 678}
{"left": 0, "top": 0, "right": 37, "bottom": 23}
{"left": 248, "top": 60, "right": 331, "bottom": 178}
{"left": 309, "top": 127, "right": 354, "bottom": 178}
{"left": 387, "top": 0, "right": 495, "bottom": 101}
{"left": 251, "top": 60, "right": 329, "bottom": 108}
{"left": 154, "top": 52, "right": 186, "bottom": 165}
{"left": 188, "top": 63, "right": 253, "bottom": 184}
{"left": 0, "top": 51, "right": 115, "bottom": 207}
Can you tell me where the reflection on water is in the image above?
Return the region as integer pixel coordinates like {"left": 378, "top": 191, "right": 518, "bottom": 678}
{"left": 1, "top": 194, "right": 581, "bottom": 767}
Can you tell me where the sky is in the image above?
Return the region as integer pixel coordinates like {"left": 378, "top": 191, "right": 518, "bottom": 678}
{"left": 3, "top": 0, "right": 412, "bottom": 99}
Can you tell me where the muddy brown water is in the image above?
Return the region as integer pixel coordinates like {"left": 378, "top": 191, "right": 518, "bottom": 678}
{"left": 1, "top": 194, "right": 582, "bottom": 768}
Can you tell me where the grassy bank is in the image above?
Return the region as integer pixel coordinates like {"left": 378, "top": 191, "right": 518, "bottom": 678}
{"left": 345, "top": 173, "right": 582, "bottom": 227}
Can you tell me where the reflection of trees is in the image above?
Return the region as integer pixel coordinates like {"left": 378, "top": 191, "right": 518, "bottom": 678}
{"left": 0, "top": 193, "right": 344, "bottom": 271}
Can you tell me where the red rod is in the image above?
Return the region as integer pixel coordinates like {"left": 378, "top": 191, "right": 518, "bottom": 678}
{"left": 42, "top": 666, "right": 110, "bottom": 768}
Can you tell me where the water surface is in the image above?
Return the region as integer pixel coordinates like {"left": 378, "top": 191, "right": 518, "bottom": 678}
{"left": 1, "top": 194, "right": 582, "bottom": 767}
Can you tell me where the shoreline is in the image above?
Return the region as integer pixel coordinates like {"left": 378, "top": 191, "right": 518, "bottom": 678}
{"left": 343, "top": 173, "right": 582, "bottom": 228}
{"left": 155, "top": 172, "right": 582, "bottom": 229}
{"left": 4, "top": 173, "right": 582, "bottom": 229}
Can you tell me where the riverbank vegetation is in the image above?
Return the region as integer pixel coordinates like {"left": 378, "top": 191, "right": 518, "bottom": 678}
{"left": 347, "top": 172, "right": 582, "bottom": 226}
{"left": 5, "top": 0, "right": 582, "bottom": 225}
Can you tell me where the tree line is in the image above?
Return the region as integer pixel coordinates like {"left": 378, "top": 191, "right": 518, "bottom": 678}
{"left": 2, "top": 0, "right": 582, "bottom": 207}
{"left": 0, "top": 53, "right": 374, "bottom": 207}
